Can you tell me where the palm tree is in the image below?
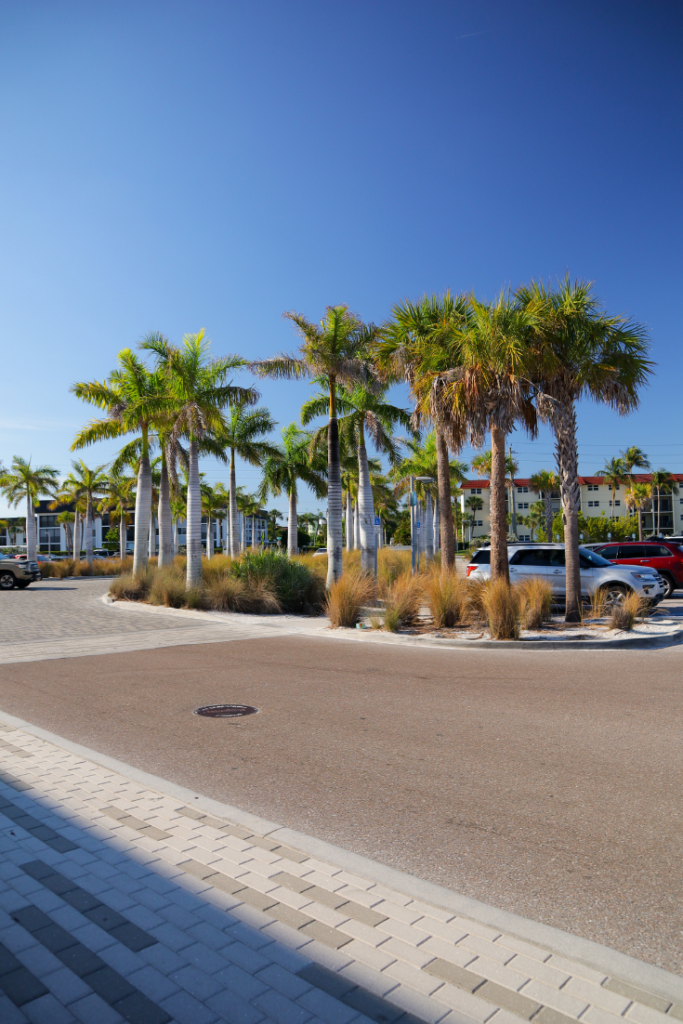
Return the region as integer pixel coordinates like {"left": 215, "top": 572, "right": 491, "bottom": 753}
{"left": 98, "top": 472, "right": 135, "bottom": 560}
{"left": 393, "top": 432, "right": 468, "bottom": 559}
{"left": 258, "top": 424, "right": 327, "bottom": 556}
{"left": 213, "top": 402, "right": 277, "bottom": 557}
{"left": 200, "top": 482, "right": 226, "bottom": 558}
{"left": 0, "top": 457, "right": 59, "bottom": 561}
{"left": 71, "top": 348, "right": 171, "bottom": 576}
{"left": 529, "top": 469, "right": 560, "bottom": 542}
{"left": 517, "top": 275, "right": 652, "bottom": 621}
{"left": 621, "top": 446, "right": 650, "bottom": 478}
{"left": 596, "top": 457, "right": 627, "bottom": 519}
{"left": 252, "top": 306, "right": 372, "bottom": 587}
{"left": 378, "top": 292, "right": 472, "bottom": 572}
{"left": 625, "top": 482, "right": 652, "bottom": 541}
{"left": 471, "top": 448, "right": 520, "bottom": 538}
{"left": 157, "top": 331, "right": 257, "bottom": 588}
{"left": 303, "top": 381, "right": 410, "bottom": 574}
{"left": 650, "top": 469, "right": 679, "bottom": 536}
{"left": 265, "top": 508, "right": 282, "bottom": 546}
{"left": 56, "top": 510, "right": 74, "bottom": 554}
{"left": 464, "top": 494, "right": 483, "bottom": 543}
{"left": 58, "top": 460, "right": 108, "bottom": 568}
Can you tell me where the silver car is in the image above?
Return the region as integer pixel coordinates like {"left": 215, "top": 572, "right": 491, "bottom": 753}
{"left": 466, "top": 543, "right": 666, "bottom": 607}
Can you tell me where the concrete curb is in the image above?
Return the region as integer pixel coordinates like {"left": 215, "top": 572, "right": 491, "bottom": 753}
{"left": 101, "top": 593, "right": 683, "bottom": 651}
{"left": 0, "top": 705, "right": 681, "bottom": 1004}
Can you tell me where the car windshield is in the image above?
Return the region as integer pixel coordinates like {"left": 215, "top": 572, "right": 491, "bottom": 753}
{"left": 578, "top": 547, "right": 613, "bottom": 567}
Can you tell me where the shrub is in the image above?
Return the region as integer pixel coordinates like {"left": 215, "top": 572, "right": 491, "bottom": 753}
{"left": 148, "top": 567, "right": 186, "bottom": 608}
{"left": 608, "top": 590, "right": 645, "bottom": 631}
{"left": 422, "top": 567, "right": 468, "bottom": 627}
{"left": 230, "top": 550, "right": 324, "bottom": 614}
{"left": 109, "top": 572, "right": 152, "bottom": 601}
{"left": 204, "top": 575, "right": 281, "bottom": 614}
{"left": 588, "top": 586, "right": 608, "bottom": 619}
{"left": 516, "top": 576, "right": 553, "bottom": 630}
{"left": 481, "top": 578, "right": 522, "bottom": 640}
{"left": 325, "top": 572, "right": 376, "bottom": 628}
{"left": 381, "top": 573, "right": 423, "bottom": 632}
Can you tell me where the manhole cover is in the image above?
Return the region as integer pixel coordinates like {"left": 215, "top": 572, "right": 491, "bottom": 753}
{"left": 193, "top": 704, "right": 258, "bottom": 719}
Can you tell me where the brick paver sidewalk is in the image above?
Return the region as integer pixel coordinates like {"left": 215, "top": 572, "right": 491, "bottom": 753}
{"left": 0, "top": 716, "right": 680, "bottom": 1024}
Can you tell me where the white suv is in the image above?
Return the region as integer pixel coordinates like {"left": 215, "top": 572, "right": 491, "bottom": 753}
{"left": 466, "top": 544, "right": 666, "bottom": 607}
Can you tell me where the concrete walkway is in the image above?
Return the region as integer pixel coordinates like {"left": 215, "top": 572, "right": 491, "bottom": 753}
{"left": 0, "top": 714, "right": 681, "bottom": 1024}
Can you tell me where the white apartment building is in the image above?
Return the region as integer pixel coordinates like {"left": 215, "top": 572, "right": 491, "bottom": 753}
{"left": 460, "top": 474, "right": 683, "bottom": 540}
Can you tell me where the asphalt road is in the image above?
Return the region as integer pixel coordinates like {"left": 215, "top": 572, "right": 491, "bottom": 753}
{"left": 0, "top": 579, "right": 681, "bottom": 974}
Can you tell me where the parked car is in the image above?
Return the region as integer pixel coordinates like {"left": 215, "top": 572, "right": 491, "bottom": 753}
{"left": 591, "top": 540, "right": 683, "bottom": 599}
{"left": 466, "top": 543, "right": 666, "bottom": 607}
{"left": 0, "top": 554, "right": 41, "bottom": 589}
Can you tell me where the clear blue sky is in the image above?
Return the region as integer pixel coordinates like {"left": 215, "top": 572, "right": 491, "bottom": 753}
{"left": 1, "top": 0, "right": 681, "bottom": 518}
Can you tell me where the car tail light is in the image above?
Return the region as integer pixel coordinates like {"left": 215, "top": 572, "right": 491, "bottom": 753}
{"left": 466, "top": 564, "right": 478, "bottom": 577}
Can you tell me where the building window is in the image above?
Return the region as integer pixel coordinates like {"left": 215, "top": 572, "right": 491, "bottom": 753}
{"left": 474, "top": 520, "right": 483, "bottom": 527}
{"left": 471, "top": 487, "right": 482, "bottom": 495}
{"left": 517, "top": 502, "right": 529, "bottom": 509}
{"left": 588, "top": 501, "right": 600, "bottom": 507}
{"left": 587, "top": 484, "right": 599, "bottom": 492}
{"left": 517, "top": 486, "right": 529, "bottom": 493}
{"left": 609, "top": 500, "right": 621, "bottom": 507}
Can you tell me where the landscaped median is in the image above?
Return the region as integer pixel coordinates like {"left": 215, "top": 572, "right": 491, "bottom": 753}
{"left": 107, "top": 550, "right": 683, "bottom": 649}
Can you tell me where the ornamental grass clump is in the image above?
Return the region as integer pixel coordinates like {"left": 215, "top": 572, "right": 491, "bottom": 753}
{"left": 481, "top": 578, "right": 522, "bottom": 640}
{"left": 588, "top": 586, "right": 609, "bottom": 620}
{"left": 516, "top": 575, "right": 554, "bottom": 630}
{"left": 230, "top": 550, "right": 324, "bottom": 614}
{"left": 109, "top": 570, "right": 152, "bottom": 602}
{"left": 381, "top": 573, "right": 423, "bottom": 632}
{"left": 422, "top": 567, "right": 468, "bottom": 627}
{"left": 148, "top": 566, "right": 186, "bottom": 608}
{"left": 608, "top": 590, "right": 646, "bottom": 631}
{"left": 378, "top": 550, "right": 411, "bottom": 586}
{"left": 324, "top": 572, "right": 376, "bottom": 628}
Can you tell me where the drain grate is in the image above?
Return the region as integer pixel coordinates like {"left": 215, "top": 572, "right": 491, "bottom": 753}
{"left": 193, "top": 704, "right": 258, "bottom": 719}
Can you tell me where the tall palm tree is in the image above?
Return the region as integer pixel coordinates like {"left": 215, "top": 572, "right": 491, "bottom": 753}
{"left": 258, "top": 424, "right": 327, "bottom": 556}
{"left": 517, "top": 276, "right": 652, "bottom": 621}
{"left": 200, "top": 482, "right": 226, "bottom": 558}
{"left": 98, "top": 472, "right": 135, "bottom": 561}
{"left": 155, "top": 331, "right": 257, "bottom": 588}
{"left": 529, "top": 469, "right": 560, "bottom": 542}
{"left": 625, "top": 482, "right": 652, "bottom": 541}
{"left": 650, "top": 469, "right": 679, "bottom": 536}
{"left": 303, "top": 381, "right": 410, "bottom": 574}
{"left": 378, "top": 292, "right": 472, "bottom": 572}
{"left": 621, "top": 446, "right": 650, "bottom": 478}
{"left": 58, "top": 460, "right": 108, "bottom": 568}
{"left": 0, "top": 458, "right": 59, "bottom": 561}
{"left": 472, "top": 448, "right": 520, "bottom": 539}
{"left": 56, "top": 510, "right": 74, "bottom": 554}
{"left": 596, "top": 457, "right": 627, "bottom": 519}
{"left": 252, "top": 306, "right": 372, "bottom": 587}
{"left": 71, "top": 348, "right": 171, "bottom": 576}
{"left": 212, "top": 402, "right": 277, "bottom": 557}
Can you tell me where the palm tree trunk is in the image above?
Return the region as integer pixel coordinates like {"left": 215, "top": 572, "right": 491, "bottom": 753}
{"left": 25, "top": 492, "right": 37, "bottom": 562}
{"left": 433, "top": 496, "right": 440, "bottom": 554}
{"left": 544, "top": 493, "right": 553, "bottom": 542}
{"left": 345, "top": 491, "right": 353, "bottom": 552}
{"left": 377, "top": 518, "right": 384, "bottom": 549}
{"left": 207, "top": 515, "right": 214, "bottom": 558}
{"left": 424, "top": 491, "right": 434, "bottom": 562}
{"left": 552, "top": 398, "right": 582, "bottom": 623}
{"left": 229, "top": 449, "right": 239, "bottom": 557}
{"left": 656, "top": 487, "right": 660, "bottom": 535}
{"left": 148, "top": 511, "right": 155, "bottom": 558}
{"left": 173, "top": 519, "right": 179, "bottom": 556}
{"left": 73, "top": 514, "right": 80, "bottom": 562}
{"left": 84, "top": 496, "right": 94, "bottom": 570}
{"left": 354, "top": 501, "right": 360, "bottom": 550}
{"left": 357, "top": 434, "right": 376, "bottom": 576}
{"left": 132, "top": 451, "right": 151, "bottom": 577}
{"left": 120, "top": 514, "right": 127, "bottom": 561}
{"left": 288, "top": 492, "right": 298, "bottom": 556}
{"left": 158, "top": 459, "right": 173, "bottom": 568}
{"left": 327, "top": 410, "right": 343, "bottom": 588}
{"left": 251, "top": 514, "right": 257, "bottom": 551}
{"left": 489, "top": 425, "right": 509, "bottom": 583}
{"left": 435, "top": 428, "right": 455, "bottom": 571}
{"left": 240, "top": 513, "right": 246, "bottom": 552}
{"left": 186, "top": 438, "right": 202, "bottom": 588}
{"left": 637, "top": 507, "right": 643, "bottom": 542}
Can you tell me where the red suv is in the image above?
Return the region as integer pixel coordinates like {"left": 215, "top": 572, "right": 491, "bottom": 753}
{"left": 592, "top": 541, "right": 683, "bottom": 599}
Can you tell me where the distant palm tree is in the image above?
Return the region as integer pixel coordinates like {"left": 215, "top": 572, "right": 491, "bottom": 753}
{"left": 72, "top": 347, "right": 171, "bottom": 576}
{"left": 265, "top": 508, "right": 283, "bottom": 546}
{"left": 259, "top": 424, "right": 327, "bottom": 556}
{"left": 620, "top": 446, "right": 650, "bottom": 478}
{"left": 625, "top": 482, "right": 652, "bottom": 541}
{"left": 526, "top": 501, "right": 547, "bottom": 541}
{"left": 649, "top": 469, "right": 679, "bottom": 536}
{"left": 529, "top": 470, "right": 560, "bottom": 542}
{"left": 57, "top": 460, "right": 108, "bottom": 568}
{"left": 393, "top": 433, "right": 468, "bottom": 560}
{"left": 464, "top": 494, "right": 484, "bottom": 543}
{"left": 200, "top": 483, "right": 226, "bottom": 558}
{"left": 55, "top": 511, "right": 74, "bottom": 553}
{"left": 98, "top": 473, "right": 135, "bottom": 560}
{"left": 253, "top": 306, "right": 375, "bottom": 586}
{"left": 596, "top": 457, "right": 627, "bottom": 518}
{"left": 0, "top": 457, "right": 59, "bottom": 561}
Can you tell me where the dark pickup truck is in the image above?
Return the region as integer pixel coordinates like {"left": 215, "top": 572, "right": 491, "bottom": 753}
{"left": 0, "top": 555, "right": 41, "bottom": 589}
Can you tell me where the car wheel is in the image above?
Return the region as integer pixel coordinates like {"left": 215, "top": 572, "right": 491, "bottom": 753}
{"left": 14, "top": 580, "right": 31, "bottom": 589}
{"left": 659, "top": 574, "right": 676, "bottom": 599}
{"left": 0, "top": 572, "right": 16, "bottom": 590}
{"left": 601, "top": 583, "right": 630, "bottom": 610}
